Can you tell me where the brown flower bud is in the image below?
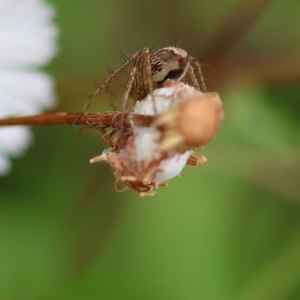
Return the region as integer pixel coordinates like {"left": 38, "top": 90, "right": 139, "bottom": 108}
{"left": 155, "top": 93, "right": 223, "bottom": 152}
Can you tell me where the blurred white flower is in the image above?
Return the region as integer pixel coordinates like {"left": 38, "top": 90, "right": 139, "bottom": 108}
{"left": 0, "top": 0, "right": 58, "bottom": 174}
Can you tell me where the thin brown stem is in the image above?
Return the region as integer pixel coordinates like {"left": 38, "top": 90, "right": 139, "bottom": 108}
{"left": 0, "top": 112, "right": 154, "bottom": 127}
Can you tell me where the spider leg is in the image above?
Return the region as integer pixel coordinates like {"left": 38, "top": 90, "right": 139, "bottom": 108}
{"left": 190, "top": 56, "right": 206, "bottom": 92}
{"left": 122, "top": 66, "right": 137, "bottom": 115}
{"left": 119, "top": 65, "right": 137, "bottom": 147}
{"left": 142, "top": 48, "right": 157, "bottom": 114}
{"left": 188, "top": 65, "right": 201, "bottom": 91}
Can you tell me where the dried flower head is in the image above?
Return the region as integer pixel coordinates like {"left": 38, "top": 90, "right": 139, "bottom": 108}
{"left": 90, "top": 81, "right": 223, "bottom": 196}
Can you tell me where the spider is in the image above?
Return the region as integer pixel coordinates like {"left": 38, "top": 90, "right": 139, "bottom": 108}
{"left": 85, "top": 47, "right": 207, "bottom": 115}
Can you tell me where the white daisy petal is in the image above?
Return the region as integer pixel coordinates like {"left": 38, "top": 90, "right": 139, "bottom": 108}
{"left": 0, "top": 0, "right": 58, "bottom": 68}
{"left": 0, "top": 0, "right": 58, "bottom": 175}
{"left": 0, "top": 70, "right": 56, "bottom": 115}
{"left": 0, "top": 126, "right": 32, "bottom": 175}
{"left": 0, "top": 126, "right": 32, "bottom": 156}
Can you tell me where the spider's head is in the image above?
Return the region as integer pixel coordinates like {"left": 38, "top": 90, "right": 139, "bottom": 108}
{"left": 150, "top": 47, "right": 190, "bottom": 87}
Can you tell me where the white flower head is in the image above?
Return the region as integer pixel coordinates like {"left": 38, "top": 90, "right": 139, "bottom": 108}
{"left": 90, "top": 81, "right": 223, "bottom": 196}
{"left": 0, "top": 0, "right": 58, "bottom": 174}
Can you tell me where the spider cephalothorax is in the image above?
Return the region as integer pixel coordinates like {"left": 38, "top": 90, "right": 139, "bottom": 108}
{"left": 150, "top": 47, "right": 190, "bottom": 85}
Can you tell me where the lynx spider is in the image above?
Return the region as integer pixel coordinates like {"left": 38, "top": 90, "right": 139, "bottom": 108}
{"left": 86, "top": 47, "right": 207, "bottom": 116}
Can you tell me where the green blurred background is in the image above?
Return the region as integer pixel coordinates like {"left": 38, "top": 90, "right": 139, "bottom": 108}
{"left": 1, "top": 0, "right": 300, "bottom": 299}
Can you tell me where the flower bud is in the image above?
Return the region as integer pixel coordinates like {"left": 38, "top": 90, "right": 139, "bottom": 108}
{"left": 155, "top": 93, "right": 223, "bottom": 152}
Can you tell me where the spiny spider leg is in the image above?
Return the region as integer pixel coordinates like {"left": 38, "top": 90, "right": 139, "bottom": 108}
{"left": 143, "top": 48, "right": 157, "bottom": 113}
{"left": 188, "top": 65, "right": 201, "bottom": 91}
{"left": 190, "top": 56, "right": 206, "bottom": 92}
{"left": 122, "top": 66, "right": 137, "bottom": 116}
{"left": 119, "top": 65, "right": 137, "bottom": 146}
